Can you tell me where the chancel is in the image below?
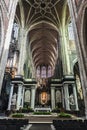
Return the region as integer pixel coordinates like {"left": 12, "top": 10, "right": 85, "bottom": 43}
{"left": 0, "top": 0, "right": 87, "bottom": 119}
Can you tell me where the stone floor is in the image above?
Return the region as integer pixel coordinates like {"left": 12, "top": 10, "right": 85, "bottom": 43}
{"left": 24, "top": 113, "right": 58, "bottom": 123}
{"left": 23, "top": 114, "right": 57, "bottom": 130}
{"left": 27, "top": 116, "right": 58, "bottom": 123}
{"left": 23, "top": 113, "right": 84, "bottom": 130}
{"left": 25, "top": 123, "right": 55, "bottom": 130}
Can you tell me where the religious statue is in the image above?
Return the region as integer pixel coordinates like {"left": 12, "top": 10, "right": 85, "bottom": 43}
{"left": 69, "top": 94, "right": 76, "bottom": 110}
{"left": 69, "top": 94, "right": 75, "bottom": 105}
{"left": 11, "top": 93, "right": 16, "bottom": 105}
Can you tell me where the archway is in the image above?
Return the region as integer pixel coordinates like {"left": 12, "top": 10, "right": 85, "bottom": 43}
{"left": 73, "top": 62, "right": 85, "bottom": 116}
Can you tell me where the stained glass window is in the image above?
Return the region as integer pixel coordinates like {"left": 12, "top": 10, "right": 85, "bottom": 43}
{"left": 36, "top": 66, "right": 40, "bottom": 78}
{"left": 41, "top": 66, "right": 46, "bottom": 78}
{"left": 47, "top": 65, "right": 52, "bottom": 77}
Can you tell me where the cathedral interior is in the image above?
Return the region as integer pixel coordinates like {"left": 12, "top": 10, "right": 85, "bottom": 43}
{"left": 0, "top": 0, "right": 87, "bottom": 118}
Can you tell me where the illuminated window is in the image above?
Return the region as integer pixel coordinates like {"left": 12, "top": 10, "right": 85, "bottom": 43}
{"left": 41, "top": 66, "right": 46, "bottom": 78}
{"left": 47, "top": 65, "right": 52, "bottom": 77}
{"left": 68, "top": 22, "right": 74, "bottom": 40}
{"left": 36, "top": 66, "right": 40, "bottom": 78}
{"left": 13, "top": 23, "right": 19, "bottom": 40}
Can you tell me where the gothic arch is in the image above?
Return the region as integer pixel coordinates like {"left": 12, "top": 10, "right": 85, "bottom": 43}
{"left": 73, "top": 62, "right": 80, "bottom": 77}
{"left": 74, "top": 1, "right": 87, "bottom": 118}
{"left": 72, "top": 58, "right": 78, "bottom": 69}
{"left": 29, "top": 21, "right": 59, "bottom": 33}
{"left": 73, "top": 62, "right": 85, "bottom": 115}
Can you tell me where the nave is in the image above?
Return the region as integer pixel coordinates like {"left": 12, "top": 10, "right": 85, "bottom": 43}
{"left": 1, "top": 0, "right": 87, "bottom": 120}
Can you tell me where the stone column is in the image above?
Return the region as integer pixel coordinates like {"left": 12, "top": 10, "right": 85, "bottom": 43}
{"left": 51, "top": 87, "right": 55, "bottom": 110}
{"left": 60, "top": 4, "right": 71, "bottom": 75}
{"left": 8, "top": 84, "right": 14, "bottom": 110}
{"left": 60, "top": 34, "right": 71, "bottom": 75}
{"left": 0, "top": 0, "right": 18, "bottom": 94}
{"left": 13, "top": 51, "right": 18, "bottom": 67}
{"left": 21, "top": 87, "right": 25, "bottom": 108}
{"left": 17, "top": 29, "right": 27, "bottom": 76}
{"left": 68, "top": 0, "right": 87, "bottom": 118}
{"left": 61, "top": 87, "right": 65, "bottom": 108}
{"left": 16, "top": 84, "right": 22, "bottom": 110}
{"left": 64, "top": 84, "right": 70, "bottom": 110}
{"left": 73, "top": 84, "right": 79, "bottom": 110}
{"left": 31, "top": 86, "right": 36, "bottom": 109}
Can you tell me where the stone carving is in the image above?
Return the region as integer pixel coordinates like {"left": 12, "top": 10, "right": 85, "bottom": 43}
{"left": 11, "top": 93, "right": 16, "bottom": 105}
{"left": 69, "top": 94, "right": 75, "bottom": 105}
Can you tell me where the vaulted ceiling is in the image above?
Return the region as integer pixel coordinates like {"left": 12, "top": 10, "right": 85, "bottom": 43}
{"left": 15, "top": 0, "right": 69, "bottom": 75}
{"left": 29, "top": 22, "right": 58, "bottom": 69}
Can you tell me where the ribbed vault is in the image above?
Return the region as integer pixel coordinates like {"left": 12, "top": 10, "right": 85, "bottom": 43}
{"left": 15, "top": 0, "right": 69, "bottom": 77}
{"left": 29, "top": 22, "right": 58, "bottom": 70}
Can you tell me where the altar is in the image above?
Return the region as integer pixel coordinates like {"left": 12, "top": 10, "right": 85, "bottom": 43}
{"left": 34, "top": 107, "right": 51, "bottom": 112}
